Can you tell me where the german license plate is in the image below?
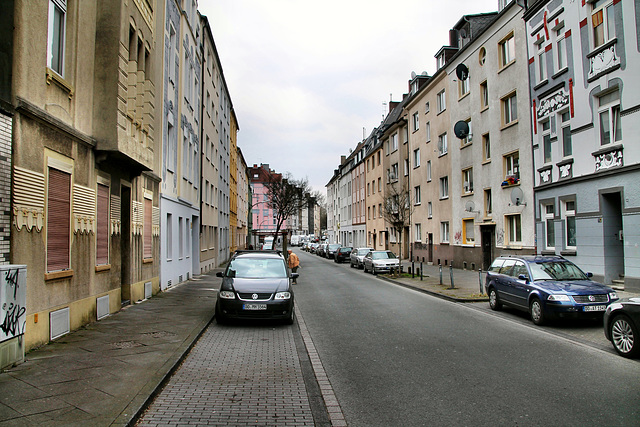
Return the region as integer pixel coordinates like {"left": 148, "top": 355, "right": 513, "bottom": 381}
{"left": 243, "top": 303, "right": 267, "bottom": 311}
{"left": 583, "top": 305, "right": 607, "bottom": 312}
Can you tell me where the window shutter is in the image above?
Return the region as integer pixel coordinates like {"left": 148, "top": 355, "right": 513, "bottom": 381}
{"left": 47, "top": 168, "right": 71, "bottom": 272}
{"left": 96, "top": 183, "right": 109, "bottom": 265}
{"left": 143, "top": 197, "right": 152, "bottom": 259}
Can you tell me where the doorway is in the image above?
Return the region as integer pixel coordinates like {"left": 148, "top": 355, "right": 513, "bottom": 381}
{"left": 428, "top": 233, "right": 433, "bottom": 263}
{"left": 120, "top": 185, "right": 131, "bottom": 305}
{"left": 602, "top": 192, "right": 624, "bottom": 284}
{"left": 481, "top": 225, "right": 495, "bottom": 271}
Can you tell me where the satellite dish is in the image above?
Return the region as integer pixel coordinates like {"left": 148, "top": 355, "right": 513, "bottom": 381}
{"left": 460, "top": 29, "right": 468, "bottom": 39}
{"left": 456, "top": 63, "right": 469, "bottom": 81}
{"left": 454, "top": 120, "right": 469, "bottom": 139}
{"left": 510, "top": 187, "right": 526, "bottom": 206}
{"left": 411, "top": 71, "right": 417, "bottom": 79}
{"left": 465, "top": 201, "right": 476, "bottom": 212}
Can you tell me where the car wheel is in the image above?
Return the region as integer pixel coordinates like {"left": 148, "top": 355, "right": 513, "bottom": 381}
{"left": 215, "top": 310, "right": 228, "bottom": 325}
{"left": 529, "top": 297, "right": 545, "bottom": 325}
{"left": 488, "top": 288, "right": 502, "bottom": 311}
{"left": 610, "top": 314, "right": 639, "bottom": 358}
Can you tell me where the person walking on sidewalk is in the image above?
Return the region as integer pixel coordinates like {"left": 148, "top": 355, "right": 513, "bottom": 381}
{"left": 287, "top": 249, "right": 300, "bottom": 284}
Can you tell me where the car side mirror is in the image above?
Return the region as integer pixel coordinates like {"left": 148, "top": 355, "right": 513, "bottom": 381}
{"left": 586, "top": 272, "right": 593, "bottom": 278}
{"left": 216, "top": 272, "right": 223, "bottom": 277}
{"left": 518, "top": 274, "right": 530, "bottom": 283}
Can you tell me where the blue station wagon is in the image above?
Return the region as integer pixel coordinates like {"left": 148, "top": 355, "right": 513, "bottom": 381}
{"left": 485, "top": 256, "right": 618, "bottom": 325}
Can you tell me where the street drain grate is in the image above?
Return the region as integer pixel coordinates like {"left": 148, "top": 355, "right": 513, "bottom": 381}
{"left": 142, "top": 331, "right": 176, "bottom": 339}
{"left": 110, "top": 341, "right": 144, "bottom": 349}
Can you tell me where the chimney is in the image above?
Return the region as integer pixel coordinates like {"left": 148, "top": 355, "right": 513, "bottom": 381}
{"left": 449, "top": 29, "right": 459, "bottom": 47}
{"left": 389, "top": 101, "right": 400, "bottom": 113}
{"left": 341, "top": 155, "right": 346, "bottom": 164}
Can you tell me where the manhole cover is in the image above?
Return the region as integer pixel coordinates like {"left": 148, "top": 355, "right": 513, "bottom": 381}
{"left": 110, "top": 341, "right": 143, "bottom": 349}
{"left": 142, "top": 331, "right": 176, "bottom": 338}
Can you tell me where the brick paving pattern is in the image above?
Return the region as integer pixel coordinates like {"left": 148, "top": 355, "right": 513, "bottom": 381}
{"left": 138, "top": 324, "right": 315, "bottom": 426}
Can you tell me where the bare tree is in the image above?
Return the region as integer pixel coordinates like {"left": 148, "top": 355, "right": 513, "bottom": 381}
{"left": 381, "top": 182, "right": 414, "bottom": 275}
{"left": 263, "top": 172, "right": 312, "bottom": 250}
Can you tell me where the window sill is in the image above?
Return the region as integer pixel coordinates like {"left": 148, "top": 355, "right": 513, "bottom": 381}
{"left": 480, "top": 106, "right": 489, "bottom": 113}
{"left": 460, "top": 142, "right": 472, "bottom": 150}
{"left": 45, "top": 269, "right": 74, "bottom": 281}
{"left": 461, "top": 192, "right": 474, "bottom": 197}
{"left": 552, "top": 67, "right": 569, "bottom": 80}
{"left": 500, "top": 120, "right": 519, "bottom": 131}
{"left": 46, "top": 68, "right": 74, "bottom": 99}
{"left": 458, "top": 92, "right": 470, "bottom": 102}
{"left": 533, "top": 79, "right": 548, "bottom": 91}
{"left": 95, "top": 264, "right": 111, "bottom": 272}
{"left": 437, "top": 108, "right": 446, "bottom": 116}
{"left": 561, "top": 250, "right": 577, "bottom": 256}
{"left": 482, "top": 159, "right": 491, "bottom": 165}
{"left": 143, "top": 258, "right": 153, "bottom": 264}
{"left": 498, "top": 60, "right": 516, "bottom": 74}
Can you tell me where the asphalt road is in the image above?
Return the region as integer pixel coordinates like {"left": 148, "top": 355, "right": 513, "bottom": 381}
{"left": 295, "top": 250, "right": 640, "bottom": 426}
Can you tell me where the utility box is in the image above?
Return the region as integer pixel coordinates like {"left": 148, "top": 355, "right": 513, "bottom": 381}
{"left": 1, "top": 265, "right": 27, "bottom": 369}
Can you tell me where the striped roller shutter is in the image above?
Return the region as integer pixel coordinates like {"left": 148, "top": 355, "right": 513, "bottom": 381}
{"left": 47, "top": 168, "right": 71, "bottom": 272}
{"left": 143, "top": 197, "right": 152, "bottom": 259}
{"left": 96, "top": 183, "right": 109, "bottom": 265}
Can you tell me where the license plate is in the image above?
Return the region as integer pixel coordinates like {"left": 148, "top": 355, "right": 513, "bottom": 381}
{"left": 583, "top": 305, "right": 607, "bottom": 312}
{"left": 243, "top": 304, "right": 267, "bottom": 311}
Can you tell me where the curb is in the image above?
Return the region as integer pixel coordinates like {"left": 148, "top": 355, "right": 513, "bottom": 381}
{"left": 376, "top": 275, "right": 489, "bottom": 303}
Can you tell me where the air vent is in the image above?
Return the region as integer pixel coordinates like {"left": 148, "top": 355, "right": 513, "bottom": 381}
{"left": 167, "top": 280, "right": 172, "bottom": 287}
{"left": 97, "top": 295, "right": 109, "bottom": 320}
{"left": 179, "top": 275, "right": 183, "bottom": 283}
{"left": 144, "top": 282, "right": 152, "bottom": 299}
{"left": 50, "top": 308, "right": 70, "bottom": 340}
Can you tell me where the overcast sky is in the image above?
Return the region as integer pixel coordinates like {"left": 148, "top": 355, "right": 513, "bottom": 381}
{"left": 200, "top": 0, "right": 500, "bottom": 196}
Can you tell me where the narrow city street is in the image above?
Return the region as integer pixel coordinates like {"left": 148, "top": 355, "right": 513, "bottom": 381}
{"left": 138, "top": 249, "right": 640, "bottom": 426}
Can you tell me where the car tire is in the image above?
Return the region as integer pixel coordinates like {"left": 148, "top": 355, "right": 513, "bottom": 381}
{"left": 529, "top": 297, "right": 546, "bottom": 325}
{"left": 215, "top": 311, "right": 228, "bottom": 325}
{"left": 609, "top": 314, "right": 639, "bottom": 358}
{"left": 488, "top": 288, "right": 502, "bottom": 311}
{"left": 285, "top": 310, "right": 295, "bottom": 325}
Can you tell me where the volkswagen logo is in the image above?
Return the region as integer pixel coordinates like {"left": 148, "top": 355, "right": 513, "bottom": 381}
{"left": 252, "top": 293, "right": 258, "bottom": 300}
{"left": 588, "top": 295, "right": 595, "bottom": 302}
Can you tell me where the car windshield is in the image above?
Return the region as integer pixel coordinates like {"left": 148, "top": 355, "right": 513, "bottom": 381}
{"left": 339, "top": 248, "right": 351, "bottom": 253}
{"left": 529, "top": 261, "right": 588, "bottom": 281}
{"left": 226, "top": 257, "right": 287, "bottom": 278}
{"left": 372, "top": 251, "right": 396, "bottom": 260}
{"left": 329, "top": 244, "right": 340, "bottom": 250}
{"left": 358, "top": 249, "right": 371, "bottom": 256}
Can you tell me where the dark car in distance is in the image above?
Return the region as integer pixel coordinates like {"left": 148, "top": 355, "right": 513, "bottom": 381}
{"left": 215, "top": 250, "right": 296, "bottom": 324}
{"left": 334, "top": 247, "right": 353, "bottom": 263}
{"left": 326, "top": 244, "right": 341, "bottom": 259}
{"left": 604, "top": 297, "right": 640, "bottom": 358}
{"left": 485, "top": 255, "right": 618, "bottom": 325}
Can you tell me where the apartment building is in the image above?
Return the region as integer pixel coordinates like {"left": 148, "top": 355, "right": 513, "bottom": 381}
{"left": 326, "top": 170, "right": 339, "bottom": 243}
{"left": 364, "top": 133, "right": 387, "bottom": 250}
{"left": 524, "top": 0, "right": 640, "bottom": 291}
{"left": 352, "top": 142, "right": 367, "bottom": 248}
{"left": 237, "top": 147, "right": 249, "bottom": 251}
{"left": 11, "top": 0, "right": 162, "bottom": 350}
{"left": 160, "top": 0, "right": 201, "bottom": 289}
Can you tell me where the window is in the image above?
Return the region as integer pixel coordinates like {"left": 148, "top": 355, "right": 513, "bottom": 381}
{"left": 506, "top": 214, "right": 522, "bottom": 245}
{"left": 484, "top": 189, "right": 492, "bottom": 217}
{"left": 462, "top": 168, "right": 473, "bottom": 194}
{"left": 427, "top": 161, "right": 432, "bottom": 182}
{"left": 378, "top": 203, "right": 382, "bottom": 218}
{"left": 428, "top": 202, "right": 433, "bottom": 219}
{"left": 166, "top": 214, "right": 173, "bottom": 260}
{"left": 367, "top": 182, "right": 370, "bottom": 196}
{"left": 178, "top": 217, "right": 184, "bottom": 258}
{"left": 439, "top": 176, "right": 449, "bottom": 199}
{"left": 390, "top": 163, "right": 399, "bottom": 181}
{"left": 144, "top": 196, "right": 153, "bottom": 259}
{"left": 563, "top": 200, "right": 576, "bottom": 249}
{"left": 391, "top": 133, "right": 398, "bottom": 152}
{"left": 372, "top": 205, "right": 376, "bottom": 218}
{"left": 404, "top": 158, "right": 409, "bottom": 176}
{"left": 555, "top": 29, "right": 567, "bottom": 71}
{"left": 47, "top": 167, "right": 71, "bottom": 273}
{"left": 480, "top": 81, "right": 489, "bottom": 110}
{"left": 504, "top": 151, "right": 520, "bottom": 182}
{"left": 437, "top": 89, "right": 446, "bottom": 113}
{"left": 482, "top": 133, "right": 491, "bottom": 161}
{"left": 459, "top": 77, "right": 469, "bottom": 98}
{"left": 440, "top": 221, "right": 450, "bottom": 243}
{"left": 378, "top": 177, "right": 381, "bottom": 192}
{"left": 499, "top": 32, "right": 516, "bottom": 68}
{"left": 47, "top": 0, "right": 66, "bottom": 75}
{"left": 598, "top": 89, "right": 622, "bottom": 145}
{"left": 544, "top": 204, "right": 555, "bottom": 250}
{"left": 438, "top": 133, "right": 448, "bottom": 156}
{"left": 425, "top": 102, "right": 430, "bottom": 114}
{"left": 426, "top": 122, "right": 431, "bottom": 142}
{"left": 413, "top": 148, "right": 420, "bottom": 168}
{"left": 412, "top": 112, "right": 419, "bottom": 132}
{"left": 592, "top": 0, "right": 616, "bottom": 48}
{"left": 437, "top": 54, "right": 445, "bottom": 70}
{"left": 463, "top": 219, "right": 474, "bottom": 244}
{"left": 368, "top": 206, "right": 371, "bottom": 220}
{"left": 96, "top": 183, "right": 109, "bottom": 266}
{"left": 414, "top": 186, "right": 421, "bottom": 205}
{"left": 561, "top": 111, "right": 572, "bottom": 156}
{"left": 537, "top": 43, "right": 547, "bottom": 83}
{"left": 542, "top": 119, "right": 552, "bottom": 163}
{"left": 461, "top": 119, "right": 472, "bottom": 146}
{"left": 502, "top": 92, "right": 518, "bottom": 126}
{"left": 415, "top": 223, "right": 422, "bottom": 242}
{"left": 479, "top": 47, "right": 486, "bottom": 65}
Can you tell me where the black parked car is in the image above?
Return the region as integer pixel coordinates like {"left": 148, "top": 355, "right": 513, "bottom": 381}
{"left": 326, "top": 244, "right": 341, "bottom": 259}
{"left": 334, "top": 247, "right": 353, "bottom": 263}
{"left": 485, "top": 255, "right": 618, "bottom": 325}
{"left": 604, "top": 297, "right": 640, "bottom": 358}
{"left": 215, "top": 250, "right": 296, "bottom": 324}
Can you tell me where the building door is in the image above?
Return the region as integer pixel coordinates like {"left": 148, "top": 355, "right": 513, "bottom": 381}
{"left": 120, "top": 185, "right": 131, "bottom": 305}
{"left": 481, "top": 225, "right": 495, "bottom": 271}
{"left": 602, "top": 192, "right": 624, "bottom": 285}
{"left": 428, "top": 233, "right": 433, "bottom": 263}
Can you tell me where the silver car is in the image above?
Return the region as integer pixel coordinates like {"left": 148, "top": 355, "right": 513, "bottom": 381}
{"left": 350, "top": 247, "right": 373, "bottom": 269}
{"left": 363, "top": 250, "right": 400, "bottom": 275}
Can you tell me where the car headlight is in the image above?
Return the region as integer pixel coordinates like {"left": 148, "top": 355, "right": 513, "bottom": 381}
{"left": 609, "top": 292, "right": 618, "bottom": 300}
{"left": 219, "top": 290, "right": 235, "bottom": 299}
{"left": 275, "top": 292, "right": 291, "bottom": 300}
{"left": 548, "top": 294, "right": 570, "bottom": 302}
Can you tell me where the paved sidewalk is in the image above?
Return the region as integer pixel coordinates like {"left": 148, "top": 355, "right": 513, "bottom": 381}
{"left": 0, "top": 272, "right": 220, "bottom": 426}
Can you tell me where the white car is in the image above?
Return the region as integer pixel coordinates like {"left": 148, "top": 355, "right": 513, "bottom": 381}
{"left": 363, "top": 250, "right": 399, "bottom": 275}
{"left": 350, "top": 248, "right": 373, "bottom": 269}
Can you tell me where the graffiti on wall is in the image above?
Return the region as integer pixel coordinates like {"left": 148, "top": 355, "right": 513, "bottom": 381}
{"left": 1, "top": 266, "right": 27, "bottom": 343}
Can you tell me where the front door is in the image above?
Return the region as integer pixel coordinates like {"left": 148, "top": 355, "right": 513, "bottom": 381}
{"left": 120, "top": 185, "right": 131, "bottom": 304}
{"left": 481, "top": 225, "right": 495, "bottom": 271}
{"left": 428, "top": 233, "right": 433, "bottom": 263}
{"left": 602, "top": 192, "right": 624, "bottom": 285}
